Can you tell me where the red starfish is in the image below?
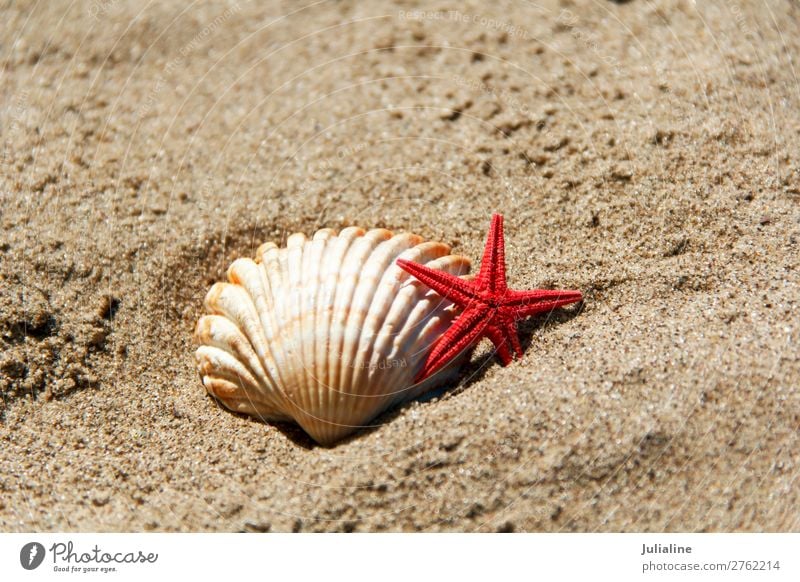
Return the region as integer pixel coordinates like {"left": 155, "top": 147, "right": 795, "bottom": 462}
{"left": 397, "top": 213, "right": 582, "bottom": 381}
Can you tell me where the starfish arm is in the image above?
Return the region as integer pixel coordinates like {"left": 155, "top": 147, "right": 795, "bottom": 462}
{"left": 502, "top": 315, "right": 524, "bottom": 360}
{"left": 484, "top": 322, "right": 516, "bottom": 366}
{"left": 396, "top": 258, "right": 478, "bottom": 306}
{"left": 475, "top": 213, "right": 507, "bottom": 294}
{"left": 417, "top": 306, "right": 490, "bottom": 381}
{"left": 504, "top": 288, "right": 583, "bottom": 319}
{"left": 404, "top": 213, "right": 583, "bottom": 378}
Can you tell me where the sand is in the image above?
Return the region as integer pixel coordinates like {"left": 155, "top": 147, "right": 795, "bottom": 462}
{"left": 1, "top": 0, "right": 798, "bottom": 532}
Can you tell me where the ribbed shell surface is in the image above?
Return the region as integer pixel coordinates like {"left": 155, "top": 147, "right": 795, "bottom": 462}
{"left": 194, "top": 227, "right": 471, "bottom": 444}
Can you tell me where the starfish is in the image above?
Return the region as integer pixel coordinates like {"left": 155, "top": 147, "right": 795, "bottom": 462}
{"left": 397, "top": 213, "right": 582, "bottom": 381}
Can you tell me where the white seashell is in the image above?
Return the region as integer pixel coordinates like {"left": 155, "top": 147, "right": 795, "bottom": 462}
{"left": 194, "top": 226, "right": 472, "bottom": 445}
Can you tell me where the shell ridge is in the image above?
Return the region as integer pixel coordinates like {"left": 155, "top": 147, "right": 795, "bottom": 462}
{"left": 308, "top": 230, "right": 339, "bottom": 434}
{"left": 256, "top": 243, "right": 294, "bottom": 415}
{"left": 383, "top": 256, "right": 469, "bottom": 400}
{"left": 195, "top": 314, "right": 275, "bottom": 405}
{"left": 324, "top": 231, "right": 381, "bottom": 424}
{"left": 295, "top": 233, "right": 313, "bottom": 424}
{"left": 196, "top": 345, "right": 260, "bottom": 394}
{"left": 335, "top": 230, "right": 396, "bottom": 421}
{"left": 371, "top": 283, "right": 424, "bottom": 401}
{"left": 282, "top": 234, "right": 308, "bottom": 421}
{"left": 365, "top": 249, "right": 463, "bottom": 402}
{"left": 263, "top": 244, "right": 300, "bottom": 420}
{"left": 348, "top": 234, "right": 424, "bottom": 420}
{"left": 316, "top": 227, "right": 363, "bottom": 441}
{"left": 195, "top": 345, "right": 289, "bottom": 419}
{"left": 363, "top": 242, "right": 454, "bottom": 399}
{"left": 205, "top": 280, "right": 292, "bottom": 417}
{"left": 300, "top": 233, "right": 327, "bottom": 427}
{"left": 225, "top": 259, "right": 287, "bottom": 410}
{"left": 204, "top": 282, "right": 273, "bottom": 377}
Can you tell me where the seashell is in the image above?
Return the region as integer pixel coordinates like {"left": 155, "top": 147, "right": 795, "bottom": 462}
{"left": 194, "top": 226, "right": 472, "bottom": 445}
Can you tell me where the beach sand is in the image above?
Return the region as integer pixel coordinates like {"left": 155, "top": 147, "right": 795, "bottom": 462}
{"left": 1, "top": 0, "right": 798, "bottom": 531}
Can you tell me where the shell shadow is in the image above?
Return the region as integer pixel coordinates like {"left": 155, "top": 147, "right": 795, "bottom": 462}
{"left": 271, "top": 421, "right": 319, "bottom": 449}
{"left": 207, "top": 396, "right": 320, "bottom": 450}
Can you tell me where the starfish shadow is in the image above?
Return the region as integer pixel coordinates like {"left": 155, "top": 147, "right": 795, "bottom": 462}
{"left": 454, "top": 300, "right": 585, "bottom": 394}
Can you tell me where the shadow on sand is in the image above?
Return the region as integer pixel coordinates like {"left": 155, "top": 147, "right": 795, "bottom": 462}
{"left": 263, "top": 301, "right": 585, "bottom": 448}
